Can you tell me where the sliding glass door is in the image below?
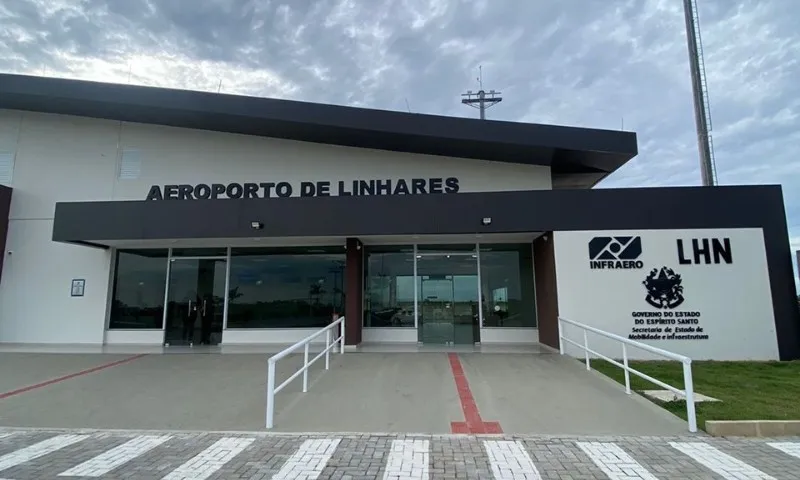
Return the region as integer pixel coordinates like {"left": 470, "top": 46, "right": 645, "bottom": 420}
{"left": 415, "top": 249, "right": 480, "bottom": 345}
{"left": 163, "top": 257, "right": 227, "bottom": 346}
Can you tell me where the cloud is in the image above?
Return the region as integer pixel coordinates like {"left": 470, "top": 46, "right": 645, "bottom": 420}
{"left": 1, "top": 0, "right": 799, "bottom": 288}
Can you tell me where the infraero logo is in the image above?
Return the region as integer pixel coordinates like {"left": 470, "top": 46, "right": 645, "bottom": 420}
{"left": 588, "top": 236, "right": 644, "bottom": 270}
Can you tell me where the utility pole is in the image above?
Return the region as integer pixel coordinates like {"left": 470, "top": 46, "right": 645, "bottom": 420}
{"left": 461, "top": 65, "right": 502, "bottom": 120}
{"left": 682, "top": 0, "right": 718, "bottom": 186}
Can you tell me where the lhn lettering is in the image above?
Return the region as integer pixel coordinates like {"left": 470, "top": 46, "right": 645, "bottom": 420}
{"left": 677, "top": 238, "right": 732, "bottom": 265}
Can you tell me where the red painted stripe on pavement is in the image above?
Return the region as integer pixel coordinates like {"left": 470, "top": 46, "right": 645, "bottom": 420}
{"left": 0, "top": 354, "right": 147, "bottom": 400}
{"left": 447, "top": 352, "right": 503, "bottom": 434}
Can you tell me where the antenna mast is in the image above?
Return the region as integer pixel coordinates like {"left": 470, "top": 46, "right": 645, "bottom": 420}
{"left": 461, "top": 65, "right": 502, "bottom": 120}
{"left": 683, "top": 0, "right": 718, "bottom": 186}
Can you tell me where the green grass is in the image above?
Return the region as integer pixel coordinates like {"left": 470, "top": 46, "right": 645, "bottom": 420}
{"left": 589, "top": 360, "right": 800, "bottom": 430}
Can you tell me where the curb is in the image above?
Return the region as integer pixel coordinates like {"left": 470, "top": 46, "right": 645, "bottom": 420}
{"left": 705, "top": 420, "right": 800, "bottom": 437}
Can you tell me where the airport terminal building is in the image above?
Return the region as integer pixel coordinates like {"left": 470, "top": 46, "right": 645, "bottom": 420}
{"left": 0, "top": 74, "right": 798, "bottom": 361}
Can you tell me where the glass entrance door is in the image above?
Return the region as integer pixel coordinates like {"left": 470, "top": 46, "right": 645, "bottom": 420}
{"left": 164, "top": 258, "right": 227, "bottom": 346}
{"left": 416, "top": 253, "right": 480, "bottom": 345}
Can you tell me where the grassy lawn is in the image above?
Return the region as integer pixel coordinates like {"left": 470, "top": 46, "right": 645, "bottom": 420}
{"left": 590, "top": 360, "right": 800, "bottom": 430}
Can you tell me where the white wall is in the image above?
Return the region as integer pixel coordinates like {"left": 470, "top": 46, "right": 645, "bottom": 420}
{"left": 3, "top": 109, "right": 552, "bottom": 220}
{"left": 0, "top": 219, "right": 111, "bottom": 343}
{"left": 554, "top": 228, "right": 779, "bottom": 361}
{"left": 0, "top": 108, "right": 552, "bottom": 344}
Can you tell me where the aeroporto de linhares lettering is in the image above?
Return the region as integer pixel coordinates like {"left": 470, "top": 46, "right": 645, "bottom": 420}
{"left": 145, "top": 177, "right": 460, "bottom": 200}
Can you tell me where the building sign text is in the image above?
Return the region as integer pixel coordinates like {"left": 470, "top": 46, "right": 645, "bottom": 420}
{"left": 145, "top": 177, "right": 460, "bottom": 201}
{"left": 629, "top": 310, "right": 708, "bottom": 340}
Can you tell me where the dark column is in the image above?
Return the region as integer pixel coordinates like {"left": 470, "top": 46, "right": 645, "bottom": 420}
{"left": 0, "top": 186, "right": 11, "bottom": 284}
{"left": 345, "top": 237, "right": 363, "bottom": 346}
{"left": 533, "top": 232, "right": 559, "bottom": 349}
{"left": 519, "top": 244, "right": 536, "bottom": 326}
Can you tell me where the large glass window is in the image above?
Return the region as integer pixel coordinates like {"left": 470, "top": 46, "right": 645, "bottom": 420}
{"left": 226, "top": 246, "right": 346, "bottom": 329}
{"left": 363, "top": 246, "right": 415, "bottom": 327}
{"left": 108, "top": 249, "right": 169, "bottom": 329}
{"left": 479, "top": 244, "right": 537, "bottom": 327}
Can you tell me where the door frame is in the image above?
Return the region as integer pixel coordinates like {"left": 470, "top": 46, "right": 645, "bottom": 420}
{"left": 413, "top": 245, "right": 483, "bottom": 344}
{"left": 418, "top": 272, "right": 456, "bottom": 344}
{"left": 161, "top": 248, "right": 231, "bottom": 346}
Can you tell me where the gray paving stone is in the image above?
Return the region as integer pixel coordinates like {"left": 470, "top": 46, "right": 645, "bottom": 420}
{"left": 0, "top": 428, "right": 798, "bottom": 479}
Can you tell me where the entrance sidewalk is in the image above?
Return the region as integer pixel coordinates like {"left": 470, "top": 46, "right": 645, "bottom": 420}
{"left": 0, "top": 350, "right": 687, "bottom": 435}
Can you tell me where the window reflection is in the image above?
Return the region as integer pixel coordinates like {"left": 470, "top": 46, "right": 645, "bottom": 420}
{"left": 226, "top": 247, "right": 346, "bottom": 329}
{"left": 108, "top": 249, "right": 168, "bottom": 329}
{"left": 479, "top": 244, "right": 537, "bottom": 327}
{"left": 363, "top": 246, "right": 415, "bottom": 327}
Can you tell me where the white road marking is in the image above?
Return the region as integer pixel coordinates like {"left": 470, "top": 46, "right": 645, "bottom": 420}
{"left": 0, "top": 434, "right": 88, "bottom": 472}
{"left": 272, "top": 438, "right": 341, "bottom": 480}
{"left": 58, "top": 435, "right": 171, "bottom": 477}
{"left": 576, "top": 442, "right": 658, "bottom": 480}
{"left": 161, "top": 437, "right": 254, "bottom": 480}
{"left": 484, "top": 440, "right": 542, "bottom": 480}
{"left": 767, "top": 442, "right": 800, "bottom": 459}
{"left": 670, "top": 441, "right": 776, "bottom": 479}
{"left": 382, "top": 439, "right": 429, "bottom": 479}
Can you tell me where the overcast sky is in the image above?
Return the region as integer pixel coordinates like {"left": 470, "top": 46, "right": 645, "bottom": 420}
{"left": 2, "top": 0, "right": 799, "bottom": 271}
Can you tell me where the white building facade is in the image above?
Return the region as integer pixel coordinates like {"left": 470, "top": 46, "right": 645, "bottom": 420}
{"left": 0, "top": 74, "right": 797, "bottom": 361}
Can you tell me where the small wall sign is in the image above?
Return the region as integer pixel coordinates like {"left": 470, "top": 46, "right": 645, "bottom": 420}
{"left": 71, "top": 279, "right": 86, "bottom": 297}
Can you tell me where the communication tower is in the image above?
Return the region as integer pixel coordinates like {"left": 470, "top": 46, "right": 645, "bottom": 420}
{"left": 683, "top": 0, "right": 718, "bottom": 186}
{"left": 461, "top": 66, "right": 502, "bottom": 120}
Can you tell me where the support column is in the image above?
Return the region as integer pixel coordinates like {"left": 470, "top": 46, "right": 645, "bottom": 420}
{"left": 533, "top": 232, "right": 559, "bottom": 349}
{"left": 345, "top": 237, "right": 363, "bottom": 346}
{"left": 0, "top": 186, "right": 11, "bottom": 284}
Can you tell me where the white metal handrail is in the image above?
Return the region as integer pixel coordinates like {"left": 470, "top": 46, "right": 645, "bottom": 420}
{"left": 265, "top": 315, "right": 346, "bottom": 429}
{"left": 558, "top": 316, "right": 697, "bottom": 433}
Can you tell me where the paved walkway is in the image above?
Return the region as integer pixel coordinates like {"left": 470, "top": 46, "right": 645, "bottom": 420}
{"left": 0, "top": 351, "right": 687, "bottom": 435}
{"left": 0, "top": 428, "right": 798, "bottom": 479}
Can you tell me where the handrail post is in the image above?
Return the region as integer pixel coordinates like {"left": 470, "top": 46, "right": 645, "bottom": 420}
{"left": 683, "top": 359, "right": 698, "bottom": 433}
{"left": 266, "top": 360, "right": 276, "bottom": 429}
{"left": 622, "top": 343, "right": 631, "bottom": 394}
{"left": 325, "top": 330, "right": 331, "bottom": 370}
{"left": 341, "top": 315, "right": 346, "bottom": 354}
{"left": 583, "top": 330, "right": 590, "bottom": 370}
{"left": 302, "top": 343, "right": 309, "bottom": 393}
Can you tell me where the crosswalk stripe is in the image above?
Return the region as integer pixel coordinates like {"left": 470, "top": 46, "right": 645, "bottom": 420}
{"left": 484, "top": 440, "right": 541, "bottom": 480}
{"left": 161, "top": 437, "right": 254, "bottom": 480}
{"left": 670, "top": 441, "right": 776, "bottom": 479}
{"left": 767, "top": 442, "right": 800, "bottom": 460}
{"left": 272, "top": 438, "right": 341, "bottom": 480}
{"left": 576, "top": 442, "right": 658, "bottom": 480}
{"left": 382, "top": 439, "right": 429, "bottom": 479}
{"left": 0, "top": 434, "right": 88, "bottom": 472}
{"left": 58, "top": 435, "right": 171, "bottom": 477}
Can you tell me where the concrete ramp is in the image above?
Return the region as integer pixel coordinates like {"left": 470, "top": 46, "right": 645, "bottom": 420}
{"left": 271, "top": 352, "right": 463, "bottom": 433}
{"left": 0, "top": 351, "right": 688, "bottom": 435}
{"left": 269, "top": 352, "right": 687, "bottom": 435}
{"left": 458, "top": 353, "right": 687, "bottom": 435}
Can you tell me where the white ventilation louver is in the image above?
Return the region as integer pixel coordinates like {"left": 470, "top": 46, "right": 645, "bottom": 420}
{"left": 118, "top": 147, "right": 141, "bottom": 180}
{"left": 0, "top": 151, "right": 14, "bottom": 185}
